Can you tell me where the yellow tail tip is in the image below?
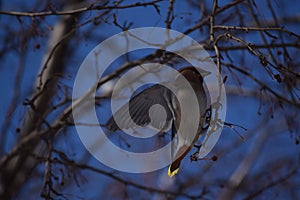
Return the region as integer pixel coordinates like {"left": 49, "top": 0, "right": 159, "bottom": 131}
{"left": 168, "top": 166, "right": 179, "bottom": 178}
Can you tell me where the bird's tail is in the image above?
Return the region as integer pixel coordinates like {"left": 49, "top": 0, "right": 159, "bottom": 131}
{"left": 168, "top": 145, "right": 192, "bottom": 177}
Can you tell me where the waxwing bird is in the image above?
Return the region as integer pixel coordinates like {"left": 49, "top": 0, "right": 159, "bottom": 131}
{"left": 106, "top": 66, "right": 210, "bottom": 177}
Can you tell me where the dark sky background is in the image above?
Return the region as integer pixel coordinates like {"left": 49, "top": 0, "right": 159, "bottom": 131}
{"left": 0, "top": 0, "right": 299, "bottom": 199}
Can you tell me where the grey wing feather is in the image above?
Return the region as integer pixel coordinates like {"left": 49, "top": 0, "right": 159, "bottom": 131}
{"left": 106, "top": 84, "right": 175, "bottom": 132}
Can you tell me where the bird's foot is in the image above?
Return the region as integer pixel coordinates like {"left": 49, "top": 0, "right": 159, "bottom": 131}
{"left": 194, "top": 144, "right": 202, "bottom": 150}
{"left": 190, "top": 144, "right": 202, "bottom": 162}
{"left": 190, "top": 152, "right": 199, "bottom": 162}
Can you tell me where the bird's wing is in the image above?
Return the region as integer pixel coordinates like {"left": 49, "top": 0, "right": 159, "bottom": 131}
{"left": 106, "top": 84, "right": 175, "bottom": 132}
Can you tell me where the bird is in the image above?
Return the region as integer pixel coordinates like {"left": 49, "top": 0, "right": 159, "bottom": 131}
{"left": 106, "top": 66, "right": 210, "bottom": 177}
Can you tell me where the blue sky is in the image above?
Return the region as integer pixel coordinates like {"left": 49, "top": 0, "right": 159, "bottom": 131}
{"left": 0, "top": 0, "right": 299, "bottom": 199}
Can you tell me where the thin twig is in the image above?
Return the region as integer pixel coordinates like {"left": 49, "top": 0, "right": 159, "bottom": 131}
{"left": 0, "top": 0, "right": 162, "bottom": 17}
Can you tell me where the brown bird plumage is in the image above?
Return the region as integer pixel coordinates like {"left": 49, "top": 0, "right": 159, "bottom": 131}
{"left": 106, "top": 66, "right": 210, "bottom": 177}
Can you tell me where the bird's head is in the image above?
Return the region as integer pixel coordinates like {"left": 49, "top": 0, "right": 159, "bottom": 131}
{"left": 178, "top": 66, "right": 211, "bottom": 82}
